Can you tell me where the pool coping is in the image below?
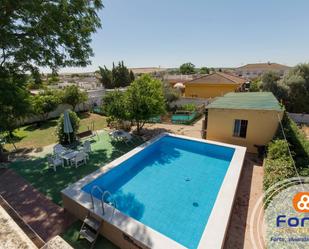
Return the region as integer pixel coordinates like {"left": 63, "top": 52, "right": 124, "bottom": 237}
{"left": 61, "top": 133, "right": 246, "bottom": 249}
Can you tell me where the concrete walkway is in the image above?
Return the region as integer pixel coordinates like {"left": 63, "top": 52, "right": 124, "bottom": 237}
{"left": 223, "top": 154, "right": 264, "bottom": 249}
{"left": 0, "top": 169, "right": 75, "bottom": 243}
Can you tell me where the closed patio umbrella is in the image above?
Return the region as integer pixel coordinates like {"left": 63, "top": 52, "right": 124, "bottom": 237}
{"left": 173, "top": 82, "right": 185, "bottom": 89}
{"left": 63, "top": 110, "right": 73, "bottom": 144}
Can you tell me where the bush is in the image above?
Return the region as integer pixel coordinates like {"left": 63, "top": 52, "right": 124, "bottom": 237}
{"left": 267, "top": 139, "right": 292, "bottom": 160}
{"left": 56, "top": 111, "right": 80, "bottom": 144}
{"left": 263, "top": 113, "right": 309, "bottom": 198}
{"left": 263, "top": 158, "right": 295, "bottom": 191}
{"left": 180, "top": 103, "right": 196, "bottom": 112}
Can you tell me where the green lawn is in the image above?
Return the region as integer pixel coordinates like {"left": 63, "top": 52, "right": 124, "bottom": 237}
{"left": 9, "top": 131, "right": 142, "bottom": 249}
{"left": 9, "top": 132, "right": 141, "bottom": 205}
{"left": 5, "top": 112, "right": 107, "bottom": 151}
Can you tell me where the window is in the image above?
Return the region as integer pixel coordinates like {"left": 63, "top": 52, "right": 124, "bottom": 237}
{"left": 233, "top": 119, "right": 248, "bottom": 138}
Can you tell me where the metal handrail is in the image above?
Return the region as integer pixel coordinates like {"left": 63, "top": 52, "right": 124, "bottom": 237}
{"left": 90, "top": 185, "right": 117, "bottom": 216}
{"left": 90, "top": 185, "right": 105, "bottom": 214}
{"left": 102, "top": 190, "right": 117, "bottom": 217}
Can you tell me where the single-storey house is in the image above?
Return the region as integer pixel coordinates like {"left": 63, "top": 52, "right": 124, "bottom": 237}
{"left": 205, "top": 92, "right": 284, "bottom": 153}
{"left": 184, "top": 72, "right": 246, "bottom": 99}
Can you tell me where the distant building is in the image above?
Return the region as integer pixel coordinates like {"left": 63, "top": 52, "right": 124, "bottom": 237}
{"left": 130, "top": 67, "right": 167, "bottom": 75}
{"left": 184, "top": 72, "right": 246, "bottom": 99}
{"left": 48, "top": 74, "right": 103, "bottom": 91}
{"left": 205, "top": 92, "right": 283, "bottom": 153}
{"left": 163, "top": 74, "right": 198, "bottom": 86}
{"left": 235, "top": 62, "right": 291, "bottom": 79}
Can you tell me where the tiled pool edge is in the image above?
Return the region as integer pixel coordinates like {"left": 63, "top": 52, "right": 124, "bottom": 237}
{"left": 196, "top": 137, "right": 246, "bottom": 249}
{"left": 61, "top": 133, "right": 246, "bottom": 249}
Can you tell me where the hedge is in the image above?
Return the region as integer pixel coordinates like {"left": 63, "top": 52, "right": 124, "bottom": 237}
{"left": 263, "top": 113, "right": 309, "bottom": 193}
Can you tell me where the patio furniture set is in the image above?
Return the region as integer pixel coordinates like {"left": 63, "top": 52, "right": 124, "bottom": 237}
{"left": 47, "top": 141, "right": 91, "bottom": 172}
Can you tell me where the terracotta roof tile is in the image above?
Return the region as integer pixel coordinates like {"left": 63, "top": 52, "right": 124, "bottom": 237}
{"left": 184, "top": 72, "right": 246, "bottom": 85}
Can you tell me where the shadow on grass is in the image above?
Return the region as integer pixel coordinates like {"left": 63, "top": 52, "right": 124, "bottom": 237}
{"left": 24, "top": 120, "right": 58, "bottom": 131}
{"left": 9, "top": 133, "right": 142, "bottom": 206}
{"left": 78, "top": 112, "right": 91, "bottom": 120}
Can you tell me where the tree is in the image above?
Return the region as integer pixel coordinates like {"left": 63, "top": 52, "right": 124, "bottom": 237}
{"left": 179, "top": 63, "right": 195, "bottom": 75}
{"left": 200, "top": 67, "right": 209, "bottom": 74}
{"left": 31, "top": 92, "right": 59, "bottom": 122}
{"left": 102, "top": 90, "right": 128, "bottom": 121}
{"left": 62, "top": 85, "right": 88, "bottom": 111}
{"left": 0, "top": 0, "right": 102, "bottom": 154}
{"left": 162, "top": 81, "right": 180, "bottom": 104}
{"left": 126, "top": 75, "right": 166, "bottom": 134}
{"left": 260, "top": 71, "right": 280, "bottom": 92}
{"left": 249, "top": 79, "right": 260, "bottom": 92}
{"left": 56, "top": 110, "right": 80, "bottom": 144}
{"left": 129, "top": 70, "right": 135, "bottom": 82}
{"left": 0, "top": 68, "right": 31, "bottom": 137}
{"left": 282, "top": 64, "right": 309, "bottom": 113}
{"left": 98, "top": 61, "right": 134, "bottom": 88}
{"left": 260, "top": 71, "right": 287, "bottom": 101}
{"left": 98, "top": 66, "right": 112, "bottom": 88}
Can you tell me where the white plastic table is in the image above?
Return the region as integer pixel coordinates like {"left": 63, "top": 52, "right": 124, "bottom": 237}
{"left": 61, "top": 150, "right": 79, "bottom": 166}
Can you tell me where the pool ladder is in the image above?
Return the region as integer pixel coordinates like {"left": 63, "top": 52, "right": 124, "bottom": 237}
{"left": 90, "top": 185, "right": 117, "bottom": 215}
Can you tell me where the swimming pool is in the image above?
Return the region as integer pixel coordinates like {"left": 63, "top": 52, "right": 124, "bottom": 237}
{"left": 62, "top": 133, "right": 246, "bottom": 249}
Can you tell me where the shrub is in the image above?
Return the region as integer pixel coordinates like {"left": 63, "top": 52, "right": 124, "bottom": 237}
{"left": 263, "top": 158, "right": 295, "bottom": 191}
{"left": 263, "top": 113, "right": 309, "bottom": 199}
{"left": 181, "top": 103, "right": 196, "bottom": 112}
{"left": 56, "top": 111, "right": 80, "bottom": 144}
{"left": 267, "top": 139, "right": 292, "bottom": 160}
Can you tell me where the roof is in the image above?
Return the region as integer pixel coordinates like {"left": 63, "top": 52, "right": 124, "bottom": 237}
{"left": 129, "top": 67, "right": 167, "bottom": 74}
{"left": 184, "top": 72, "right": 246, "bottom": 85}
{"left": 236, "top": 63, "right": 291, "bottom": 71}
{"left": 207, "top": 92, "right": 283, "bottom": 111}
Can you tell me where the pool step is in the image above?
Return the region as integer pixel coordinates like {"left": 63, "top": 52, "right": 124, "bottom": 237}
{"left": 78, "top": 213, "right": 102, "bottom": 249}
{"left": 84, "top": 216, "right": 101, "bottom": 231}
{"left": 79, "top": 227, "right": 96, "bottom": 243}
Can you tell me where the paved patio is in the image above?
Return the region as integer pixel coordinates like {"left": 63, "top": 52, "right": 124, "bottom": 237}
{"left": 0, "top": 168, "right": 75, "bottom": 243}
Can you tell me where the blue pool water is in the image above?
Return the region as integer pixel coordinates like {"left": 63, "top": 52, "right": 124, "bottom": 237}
{"left": 82, "top": 135, "right": 235, "bottom": 249}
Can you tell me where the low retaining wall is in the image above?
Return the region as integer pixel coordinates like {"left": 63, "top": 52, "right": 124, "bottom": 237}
{"left": 288, "top": 112, "right": 309, "bottom": 125}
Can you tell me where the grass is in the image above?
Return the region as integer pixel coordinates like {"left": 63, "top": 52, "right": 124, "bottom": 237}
{"left": 4, "top": 113, "right": 107, "bottom": 151}
{"left": 9, "top": 132, "right": 141, "bottom": 205}
{"left": 62, "top": 221, "right": 119, "bottom": 249}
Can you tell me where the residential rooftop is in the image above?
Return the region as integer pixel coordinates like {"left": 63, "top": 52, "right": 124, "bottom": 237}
{"left": 184, "top": 72, "right": 247, "bottom": 85}
{"left": 236, "top": 62, "right": 291, "bottom": 71}
{"left": 207, "top": 92, "right": 283, "bottom": 111}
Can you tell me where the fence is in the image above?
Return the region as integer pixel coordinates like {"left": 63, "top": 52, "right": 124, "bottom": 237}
{"left": 169, "top": 97, "right": 209, "bottom": 108}
{"left": 17, "top": 88, "right": 127, "bottom": 126}
{"left": 288, "top": 113, "right": 309, "bottom": 125}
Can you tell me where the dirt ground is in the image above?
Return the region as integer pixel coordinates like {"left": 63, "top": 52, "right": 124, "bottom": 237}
{"left": 141, "top": 117, "right": 204, "bottom": 139}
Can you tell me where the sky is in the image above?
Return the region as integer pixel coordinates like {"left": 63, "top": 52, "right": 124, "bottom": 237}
{"left": 57, "top": 0, "right": 309, "bottom": 73}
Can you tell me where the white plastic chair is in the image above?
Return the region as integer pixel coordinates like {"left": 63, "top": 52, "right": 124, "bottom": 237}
{"left": 71, "top": 152, "right": 87, "bottom": 168}
{"left": 83, "top": 140, "right": 92, "bottom": 153}
{"left": 53, "top": 144, "right": 67, "bottom": 156}
{"left": 48, "top": 155, "right": 64, "bottom": 172}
